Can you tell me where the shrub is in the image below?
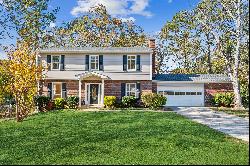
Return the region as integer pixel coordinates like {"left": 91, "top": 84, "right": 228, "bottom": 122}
{"left": 54, "top": 98, "right": 66, "bottom": 109}
{"left": 46, "top": 100, "right": 55, "bottom": 111}
{"left": 121, "top": 96, "right": 138, "bottom": 108}
{"left": 213, "top": 92, "right": 234, "bottom": 107}
{"left": 104, "top": 96, "right": 117, "bottom": 109}
{"left": 66, "top": 96, "right": 79, "bottom": 109}
{"left": 141, "top": 92, "right": 167, "bottom": 109}
{"left": 34, "top": 95, "right": 50, "bottom": 112}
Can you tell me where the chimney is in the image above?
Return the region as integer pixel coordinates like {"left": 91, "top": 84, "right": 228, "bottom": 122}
{"left": 148, "top": 39, "right": 156, "bottom": 49}
{"left": 148, "top": 39, "right": 156, "bottom": 77}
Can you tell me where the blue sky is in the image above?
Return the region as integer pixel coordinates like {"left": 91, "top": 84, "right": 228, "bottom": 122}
{"left": 0, "top": 0, "right": 200, "bottom": 59}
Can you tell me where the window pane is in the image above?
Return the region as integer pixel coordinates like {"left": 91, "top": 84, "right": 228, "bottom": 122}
{"left": 190, "top": 92, "right": 196, "bottom": 95}
{"left": 128, "top": 56, "right": 136, "bottom": 70}
{"left": 186, "top": 92, "right": 191, "bottom": 95}
{"left": 53, "top": 56, "right": 60, "bottom": 62}
{"left": 158, "top": 91, "right": 164, "bottom": 95}
{"left": 52, "top": 63, "right": 59, "bottom": 69}
{"left": 180, "top": 92, "right": 185, "bottom": 95}
{"left": 197, "top": 92, "right": 202, "bottom": 95}
{"left": 165, "top": 91, "right": 174, "bottom": 95}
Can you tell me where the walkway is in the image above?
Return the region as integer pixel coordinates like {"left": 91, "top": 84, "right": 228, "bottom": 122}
{"left": 171, "top": 107, "right": 249, "bottom": 142}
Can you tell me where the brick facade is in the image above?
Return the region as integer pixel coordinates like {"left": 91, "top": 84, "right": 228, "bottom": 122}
{"left": 204, "top": 83, "right": 233, "bottom": 106}
{"left": 42, "top": 80, "right": 152, "bottom": 101}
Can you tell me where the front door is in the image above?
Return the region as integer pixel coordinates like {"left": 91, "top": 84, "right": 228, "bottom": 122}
{"left": 90, "top": 84, "right": 99, "bottom": 104}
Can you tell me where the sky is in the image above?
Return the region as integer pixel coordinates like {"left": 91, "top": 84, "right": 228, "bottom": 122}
{"left": 0, "top": 0, "right": 201, "bottom": 59}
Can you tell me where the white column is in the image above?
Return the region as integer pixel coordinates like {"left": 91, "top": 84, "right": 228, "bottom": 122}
{"left": 101, "top": 79, "right": 105, "bottom": 106}
{"left": 79, "top": 79, "right": 82, "bottom": 107}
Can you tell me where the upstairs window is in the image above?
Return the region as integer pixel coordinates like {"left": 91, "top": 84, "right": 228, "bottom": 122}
{"left": 90, "top": 55, "right": 99, "bottom": 70}
{"left": 127, "top": 55, "right": 136, "bottom": 71}
{"left": 52, "top": 55, "right": 60, "bottom": 70}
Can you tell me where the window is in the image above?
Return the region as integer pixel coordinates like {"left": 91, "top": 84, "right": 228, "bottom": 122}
{"left": 175, "top": 92, "right": 185, "bottom": 95}
{"left": 197, "top": 92, "right": 202, "bottom": 95}
{"left": 158, "top": 91, "right": 164, "bottom": 95}
{"left": 127, "top": 55, "right": 136, "bottom": 71}
{"left": 126, "top": 83, "right": 137, "bottom": 97}
{"left": 53, "top": 83, "right": 62, "bottom": 99}
{"left": 90, "top": 55, "right": 99, "bottom": 70}
{"left": 52, "top": 55, "right": 60, "bottom": 70}
{"left": 164, "top": 91, "right": 175, "bottom": 95}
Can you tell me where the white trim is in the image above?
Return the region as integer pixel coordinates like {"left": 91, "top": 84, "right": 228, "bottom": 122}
{"left": 51, "top": 55, "right": 61, "bottom": 71}
{"left": 89, "top": 55, "right": 99, "bottom": 71}
{"left": 127, "top": 55, "right": 137, "bottom": 71}
{"left": 149, "top": 53, "right": 152, "bottom": 80}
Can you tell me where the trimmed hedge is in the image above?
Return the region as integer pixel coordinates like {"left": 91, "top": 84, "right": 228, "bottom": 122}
{"left": 213, "top": 92, "right": 234, "bottom": 107}
{"left": 141, "top": 92, "right": 167, "bottom": 109}
{"left": 54, "top": 98, "right": 66, "bottom": 109}
{"left": 121, "top": 96, "right": 138, "bottom": 108}
{"left": 66, "top": 96, "right": 79, "bottom": 109}
{"left": 34, "top": 96, "right": 50, "bottom": 112}
{"left": 104, "top": 96, "right": 117, "bottom": 109}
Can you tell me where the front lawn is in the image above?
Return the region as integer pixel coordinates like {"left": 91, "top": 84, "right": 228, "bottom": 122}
{"left": 0, "top": 110, "right": 248, "bottom": 165}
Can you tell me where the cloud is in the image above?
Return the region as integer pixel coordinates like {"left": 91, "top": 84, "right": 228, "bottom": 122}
{"left": 71, "top": 0, "right": 153, "bottom": 19}
{"left": 49, "top": 22, "right": 56, "bottom": 28}
{"left": 168, "top": 0, "right": 173, "bottom": 3}
{"left": 120, "top": 17, "right": 136, "bottom": 22}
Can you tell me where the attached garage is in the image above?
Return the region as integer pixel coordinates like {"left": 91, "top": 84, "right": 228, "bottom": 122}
{"left": 153, "top": 74, "right": 231, "bottom": 107}
{"left": 157, "top": 83, "right": 204, "bottom": 106}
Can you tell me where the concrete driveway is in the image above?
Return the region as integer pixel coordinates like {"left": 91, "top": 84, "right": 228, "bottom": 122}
{"left": 171, "top": 107, "right": 249, "bottom": 142}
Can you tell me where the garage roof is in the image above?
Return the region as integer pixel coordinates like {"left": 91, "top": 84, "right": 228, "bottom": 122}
{"left": 154, "top": 74, "right": 231, "bottom": 83}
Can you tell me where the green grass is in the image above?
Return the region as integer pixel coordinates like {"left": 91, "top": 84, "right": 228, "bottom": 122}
{"left": 211, "top": 107, "right": 249, "bottom": 118}
{"left": 0, "top": 110, "right": 248, "bottom": 165}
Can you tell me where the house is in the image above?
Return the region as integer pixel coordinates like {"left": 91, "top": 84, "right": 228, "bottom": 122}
{"left": 38, "top": 39, "right": 233, "bottom": 107}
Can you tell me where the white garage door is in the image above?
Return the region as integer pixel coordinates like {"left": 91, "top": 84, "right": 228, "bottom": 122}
{"left": 157, "top": 83, "right": 205, "bottom": 107}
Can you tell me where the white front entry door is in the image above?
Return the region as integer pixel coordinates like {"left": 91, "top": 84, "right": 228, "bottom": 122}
{"left": 157, "top": 83, "right": 205, "bottom": 107}
{"left": 85, "top": 83, "right": 102, "bottom": 105}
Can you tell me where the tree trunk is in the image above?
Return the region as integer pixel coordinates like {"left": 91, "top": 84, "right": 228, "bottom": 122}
{"left": 15, "top": 96, "right": 21, "bottom": 122}
{"left": 206, "top": 33, "right": 212, "bottom": 74}
{"left": 233, "top": 0, "right": 243, "bottom": 108}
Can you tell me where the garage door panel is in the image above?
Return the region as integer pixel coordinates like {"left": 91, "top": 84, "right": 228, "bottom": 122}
{"left": 157, "top": 83, "right": 204, "bottom": 107}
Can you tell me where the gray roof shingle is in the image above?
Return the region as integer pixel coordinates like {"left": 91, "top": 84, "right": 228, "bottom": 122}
{"left": 154, "top": 74, "right": 231, "bottom": 83}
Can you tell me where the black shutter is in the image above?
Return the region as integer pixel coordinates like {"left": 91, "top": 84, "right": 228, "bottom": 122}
{"left": 47, "top": 55, "right": 51, "bottom": 71}
{"left": 60, "top": 55, "right": 65, "bottom": 71}
{"left": 62, "top": 83, "right": 67, "bottom": 99}
{"left": 123, "top": 55, "right": 127, "bottom": 71}
{"left": 136, "top": 55, "right": 141, "bottom": 71}
{"left": 48, "top": 83, "right": 52, "bottom": 99}
{"left": 136, "top": 82, "right": 141, "bottom": 99}
{"left": 121, "top": 83, "right": 126, "bottom": 99}
{"left": 85, "top": 55, "right": 89, "bottom": 71}
{"left": 99, "top": 55, "right": 103, "bottom": 71}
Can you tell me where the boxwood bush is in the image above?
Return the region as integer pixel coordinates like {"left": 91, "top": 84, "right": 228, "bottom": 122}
{"left": 54, "top": 98, "right": 66, "bottom": 109}
{"left": 104, "top": 96, "right": 117, "bottom": 109}
{"left": 66, "top": 96, "right": 79, "bottom": 109}
{"left": 121, "top": 96, "right": 138, "bottom": 108}
{"left": 213, "top": 92, "right": 234, "bottom": 107}
{"left": 141, "top": 92, "right": 167, "bottom": 109}
{"left": 34, "top": 96, "right": 50, "bottom": 112}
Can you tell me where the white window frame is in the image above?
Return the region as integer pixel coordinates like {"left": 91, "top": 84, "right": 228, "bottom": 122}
{"left": 51, "top": 55, "right": 61, "bottom": 71}
{"left": 126, "top": 83, "right": 137, "bottom": 97}
{"left": 52, "top": 82, "right": 62, "bottom": 99}
{"left": 89, "top": 55, "right": 99, "bottom": 71}
{"left": 127, "top": 55, "right": 136, "bottom": 71}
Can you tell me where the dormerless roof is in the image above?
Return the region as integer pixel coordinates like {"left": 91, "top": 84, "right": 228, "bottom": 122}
{"left": 39, "top": 47, "right": 153, "bottom": 54}
{"left": 154, "top": 74, "right": 231, "bottom": 83}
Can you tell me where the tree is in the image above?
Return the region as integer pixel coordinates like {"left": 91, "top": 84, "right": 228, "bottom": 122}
{"left": 42, "top": 4, "right": 147, "bottom": 48}
{"left": 0, "top": 0, "right": 58, "bottom": 50}
{"left": 161, "top": 11, "right": 202, "bottom": 73}
{"left": 4, "top": 44, "right": 43, "bottom": 122}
